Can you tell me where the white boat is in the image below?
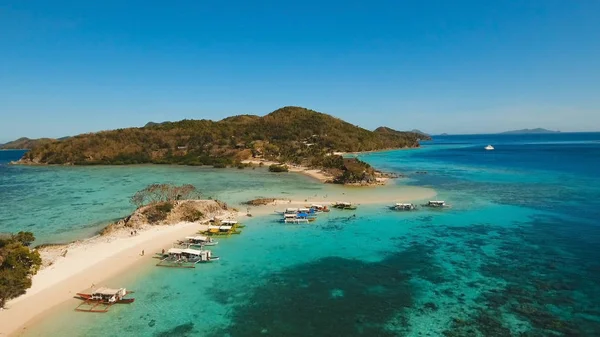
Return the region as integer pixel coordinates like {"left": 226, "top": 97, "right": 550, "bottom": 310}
{"left": 392, "top": 203, "right": 417, "bottom": 211}
{"left": 485, "top": 145, "right": 494, "bottom": 151}
{"left": 282, "top": 213, "right": 309, "bottom": 224}
{"left": 159, "top": 247, "right": 219, "bottom": 263}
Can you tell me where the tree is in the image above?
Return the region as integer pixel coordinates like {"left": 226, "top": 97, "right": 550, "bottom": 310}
{"left": 130, "top": 184, "right": 201, "bottom": 208}
{"left": 0, "top": 232, "right": 42, "bottom": 308}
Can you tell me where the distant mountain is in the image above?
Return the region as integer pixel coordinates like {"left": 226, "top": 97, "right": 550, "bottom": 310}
{"left": 0, "top": 137, "right": 57, "bottom": 150}
{"left": 144, "top": 121, "right": 169, "bottom": 128}
{"left": 500, "top": 128, "right": 560, "bottom": 134}
{"left": 410, "top": 129, "right": 431, "bottom": 137}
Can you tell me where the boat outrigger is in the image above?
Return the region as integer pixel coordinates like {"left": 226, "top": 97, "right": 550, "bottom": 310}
{"left": 156, "top": 247, "right": 219, "bottom": 268}
{"left": 391, "top": 203, "right": 417, "bottom": 211}
{"left": 332, "top": 201, "right": 357, "bottom": 210}
{"left": 422, "top": 200, "right": 449, "bottom": 208}
{"left": 75, "top": 287, "right": 134, "bottom": 313}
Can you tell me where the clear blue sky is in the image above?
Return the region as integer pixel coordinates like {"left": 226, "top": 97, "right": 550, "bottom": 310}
{"left": 1, "top": 0, "right": 599, "bottom": 142}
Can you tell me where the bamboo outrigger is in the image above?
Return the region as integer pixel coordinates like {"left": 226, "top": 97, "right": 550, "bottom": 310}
{"left": 74, "top": 287, "right": 134, "bottom": 313}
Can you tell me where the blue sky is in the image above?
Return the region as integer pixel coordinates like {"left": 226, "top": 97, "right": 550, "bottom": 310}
{"left": 1, "top": 0, "right": 599, "bottom": 142}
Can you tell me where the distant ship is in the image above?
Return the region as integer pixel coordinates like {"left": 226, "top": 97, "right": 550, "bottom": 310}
{"left": 485, "top": 145, "right": 494, "bottom": 151}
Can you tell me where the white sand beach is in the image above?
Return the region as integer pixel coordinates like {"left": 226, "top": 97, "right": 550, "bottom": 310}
{"left": 0, "top": 211, "right": 240, "bottom": 336}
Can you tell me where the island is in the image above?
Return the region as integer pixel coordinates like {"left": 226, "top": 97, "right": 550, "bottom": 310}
{"left": 0, "top": 137, "right": 58, "bottom": 150}
{"left": 13, "top": 106, "right": 430, "bottom": 185}
{"left": 500, "top": 128, "right": 560, "bottom": 134}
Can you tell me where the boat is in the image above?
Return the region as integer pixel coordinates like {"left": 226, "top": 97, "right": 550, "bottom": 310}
{"left": 421, "top": 200, "right": 449, "bottom": 208}
{"left": 179, "top": 235, "right": 218, "bottom": 247}
{"left": 391, "top": 203, "right": 417, "bottom": 211}
{"left": 74, "top": 287, "right": 134, "bottom": 312}
{"left": 282, "top": 213, "right": 309, "bottom": 224}
{"left": 156, "top": 247, "right": 219, "bottom": 268}
{"left": 308, "top": 204, "right": 330, "bottom": 212}
{"left": 332, "top": 201, "right": 357, "bottom": 210}
{"left": 199, "top": 224, "right": 242, "bottom": 236}
{"left": 485, "top": 145, "right": 494, "bottom": 151}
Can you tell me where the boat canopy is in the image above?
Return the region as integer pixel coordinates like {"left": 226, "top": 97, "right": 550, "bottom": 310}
{"left": 182, "top": 248, "right": 204, "bottom": 256}
{"left": 284, "top": 213, "right": 297, "bottom": 218}
{"left": 219, "top": 225, "right": 233, "bottom": 230}
{"left": 396, "top": 203, "right": 413, "bottom": 206}
{"left": 208, "top": 225, "right": 220, "bottom": 229}
{"left": 311, "top": 204, "right": 324, "bottom": 208}
{"left": 429, "top": 200, "right": 445, "bottom": 204}
{"left": 93, "top": 287, "right": 124, "bottom": 296}
{"left": 168, "top": 248, "right": 186, "bottom": 254}
{"left": 285, "top": 208, "right": 299, "bottom": 212}
{"left": 298, "top": 208, "right": 310, "bottom": 212}
{"left": 186, "top": 235, "right": 208, "bottom": 241}
{"left": 221, "top": 220, "right": 238, "bottom": 225}
{"left": 337, "top": 201, "right": 352, "bottom": 206}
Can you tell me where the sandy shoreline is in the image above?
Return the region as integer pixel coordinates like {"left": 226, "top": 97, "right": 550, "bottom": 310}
{"left": 0, "top": 209, "right": 240, "bottom": 337}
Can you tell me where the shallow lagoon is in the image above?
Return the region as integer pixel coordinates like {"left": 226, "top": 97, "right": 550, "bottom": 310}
{"left": 8, "top": 133, "right": 600, "bottom": 336}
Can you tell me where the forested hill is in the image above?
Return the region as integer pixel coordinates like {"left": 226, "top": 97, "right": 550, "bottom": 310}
{"left": 18, "top": 106, "right": 428, "bottom": 166}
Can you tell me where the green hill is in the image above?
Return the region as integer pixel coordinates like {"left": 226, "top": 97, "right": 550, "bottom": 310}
{"left": 17, "top": 107, "right": 425, "bottom": 183}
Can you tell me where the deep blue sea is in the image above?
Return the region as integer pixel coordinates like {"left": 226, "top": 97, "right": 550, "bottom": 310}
{"left": 3, "top": 133, "right": 600, "bottom": 336}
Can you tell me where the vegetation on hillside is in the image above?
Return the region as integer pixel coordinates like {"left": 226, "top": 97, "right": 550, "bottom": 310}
{"left": 18, "top": 106, "right": 427, "bottom": 184}
{"left": 0, "top": 232, "right": 42, "bottom": 308}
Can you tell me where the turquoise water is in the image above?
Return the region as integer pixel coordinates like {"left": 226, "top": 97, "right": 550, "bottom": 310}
{"left": 5, "top": 133, "right": 600, "bottom": 336}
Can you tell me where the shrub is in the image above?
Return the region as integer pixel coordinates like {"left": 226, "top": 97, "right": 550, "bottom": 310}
{"left": 268, "top": 164, "right": 289, "bottom": 172}
{"left": 182, "top": 207, "right": 204, "bottom": 222}
{"left": 143, "top": 202, "right": 174, "bottom": 224}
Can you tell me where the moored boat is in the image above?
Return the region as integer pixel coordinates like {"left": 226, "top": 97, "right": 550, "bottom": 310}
{"left": 421, "top": 200, "right": 449, "bottom": 208}
{"left": 178, "top": 235, "right": 218, "bottom": 247}
{"left": 308, "top": 204, "right": 330, "bottom": 212}
{"left": 156, "top": 247, "right": 219, "bottom": 268}
{"left": 332, "top": 201, "right": 357, "bottom": 210}
{"left": 485, "top": 145, "right": 494, "bottom": 151}
{"left": 75, "top": 287, "right": 134, "bottom": 312}
{"left": 391, "top": 203, "right": 417, "bottom": 211}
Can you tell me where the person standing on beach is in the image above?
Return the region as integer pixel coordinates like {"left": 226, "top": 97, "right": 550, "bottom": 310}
{"left": 141, "top": 250, "right": 145, "bottom": 256}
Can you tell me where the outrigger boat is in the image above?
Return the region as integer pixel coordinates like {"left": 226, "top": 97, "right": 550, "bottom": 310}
{"left": 422, "top": 200, "right": 449, "bottom": 208}
{"left": 156, "top": 247, "right": 219, "bottom": 268}
{"left": 391, "top": 203, "right": 417, "bottom": 211}
{"left": 282, "top": 213, "right": 310, "bottom": 224}
{"left": 332, "top": 201, "right": 357, "bottom": 210}
{"left": 177, "top": 235, "right": 218, "bottom": 247}
{"left": 75, "top": 287, "right": 134, "bottom": 312}
{"left": 199, "top": 225, "right": 242, "bottom": 236}
{"left": 308, "top": 204, "right": 330, "bottom": 212}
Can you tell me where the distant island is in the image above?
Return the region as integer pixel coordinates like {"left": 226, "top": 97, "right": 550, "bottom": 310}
{"left": 0, "top": 137, "right": 58, "bottom": 150}
{"left": 409, "top": 129, "right": 431, "bottom": 138}
{"left": 500, "top": 128, "right": 560, "bottom": 135}
{"left": 13, "top": 106, "right": 429, "bottom": 185}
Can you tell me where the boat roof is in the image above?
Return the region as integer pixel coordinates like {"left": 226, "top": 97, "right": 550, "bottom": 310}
{"left": 396, "top": 203, "right": 413, "bottom": 206}
{"left": 311, "top": 204, "right": 323, "bottom": 208}
{"left": 219, "top": 225, "right": 232, "bottom": 230}
{"left": 286, "top": 208, "right": 299, "bottom": 212}
{"left": 298, "top": 208, "right": 310, "bottom": 212}
{"left": 336, "top": 201, "right": 351, "bottom": 205}
{"left": 429, "top": 200, "right": 445, "bottom": 203}
{"left": 168, "top": 248, "right": 186, "bottom": 254}
{"left": 221, "top": 219, "right": 237, "bottom": 225}
{"left": 208, "top": 225, "right": 220, "bottom": 229}
{"left": 284, "top": 213, "right": 297, "bottom": 218}
{"left": 185, "top": 235, "right": 208, "bottom": 241}
{"left": 93, "top": 287, "right": 124, "bottom": 296}
{"left": 182, "top": 248, "right": 205, "bottom": 256}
